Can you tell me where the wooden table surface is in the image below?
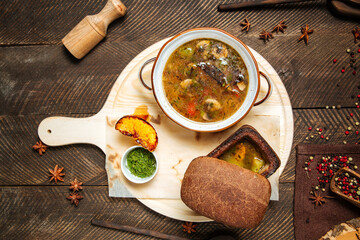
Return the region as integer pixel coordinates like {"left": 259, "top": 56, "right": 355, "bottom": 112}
{"left": 1, "top": 0, "right": 359, "bottom": 239}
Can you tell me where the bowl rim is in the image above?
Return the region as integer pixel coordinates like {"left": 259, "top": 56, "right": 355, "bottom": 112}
{"left": 151, "top": 27, "right": 260, "bottom": 132}
{"left": 121, "top": 146, "right": 158, "bottom": 184}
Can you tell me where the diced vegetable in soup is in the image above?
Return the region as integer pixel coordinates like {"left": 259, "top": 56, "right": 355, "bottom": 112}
{"left": 163, "top": 39, "right": 248, "bottom": 122}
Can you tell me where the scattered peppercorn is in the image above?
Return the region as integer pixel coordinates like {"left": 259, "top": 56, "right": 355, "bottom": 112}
{"left": 334, "top": 172, "right": 359, "bottom": 201}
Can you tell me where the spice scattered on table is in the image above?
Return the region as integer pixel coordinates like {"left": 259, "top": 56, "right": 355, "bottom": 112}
{"left": 352, "top": 27, "right": 360, "bottom": 43}
{"left": 334, "top": 172, "right": 360, "bottom": 200}
{"left": 66, "top": 193, "right": 83, "bottom": 207}
{"left": 259, "top": 30, "right": 273, "bottom": 42}
{"left": 32, "top": 140, "right": 48, "bottom": 156}
{"left": 272, "top": 20, "right": 287, "bottom": 34}
{"left": 69, "top": 178, "right": 83, "bottom": 192}
{"left": 48, "top": 165, "right": 65, "bottom": 183}
{"left": 240, "top": 17, "right": 251, "bottom": 32}
{"left": 309, "top": 191, "right": 332, "bottom": 208}
{"left": 304, "top": 155, "right": 358, "bottom": 191}
{"left": 182, "top": 222, "right": 197, "bottom": 234}
{"left": 298, "top": 24, "right": 313, "bottom": 44}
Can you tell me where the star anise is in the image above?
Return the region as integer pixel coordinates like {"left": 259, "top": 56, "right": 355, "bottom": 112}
{"left": 259, "top": 30, "right": 273, "bottom": 42}
{"left": 32, "top": 140, "right": 48, "bottom": 155}
{"left": 66, "top": 193, "right": 83, "bottom": 207}
{"left": 48, "top": 165, "right": 65, "bottom": 183}
{"left": 69, "top": 178, "right": 83, "bottom": 192}
{"left": 240, "top": 17, "right": 251, "bottom": 32}
{"left": 298, "top": 24, "right": 314, "bottom": 44}
{"left": 352, "top": 27, "right": 360, "bottom": 43}
{"left": 182, "top": 222, "right": 197, "bottom": 234}
{"left": 272, "top": 20, "right": 287, "bottom": 33}
{"left": 309, "top": 192, "right": 333, "bottom": 208}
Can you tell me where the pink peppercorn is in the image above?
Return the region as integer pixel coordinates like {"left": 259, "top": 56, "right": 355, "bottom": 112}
{"left": 345, "top": 131, "right": 350, "bottom": 135}
{"left": 333, "top": 59, "right": 337, "bottom": 63}
{"left": 308, "top": 127, "right": 312, "bottom": 131}
{"left": 341, "top": 68, "right": 345, "bottom": 73}
{"left": 350, "top": 113, "right": 354, "bottom": 117}
{"left": 353, "top": 71, "right": 356, "bottom": 75}
{"left": 356, "top": 131, "right": 359, "bottom": 135}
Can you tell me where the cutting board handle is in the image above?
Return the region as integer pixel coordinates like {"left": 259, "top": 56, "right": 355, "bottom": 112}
{"left": 38, "top": 115, "right": 106, "bottom": 152}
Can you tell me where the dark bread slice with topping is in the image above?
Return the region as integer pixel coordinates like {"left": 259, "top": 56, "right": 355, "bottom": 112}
{"left": 207, "top": 125, "right": 280, "bottom": 178}
{"left": 181, "top": 156, "right": 271, "bottom": 228}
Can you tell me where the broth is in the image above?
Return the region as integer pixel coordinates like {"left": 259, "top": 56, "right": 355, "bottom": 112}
{"left": 163, "top": 38, "right": 249, "bottom": 122}
{"left": 219, "top": 139, "right": 266, "bottom": 173}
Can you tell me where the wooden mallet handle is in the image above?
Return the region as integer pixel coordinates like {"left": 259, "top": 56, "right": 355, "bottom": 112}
{"left": 62, "top": 0, "right": 127, "bottom": 59}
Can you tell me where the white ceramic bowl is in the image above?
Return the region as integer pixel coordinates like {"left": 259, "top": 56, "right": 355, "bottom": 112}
{"left": 140, "top": 28, "right": 272, "bottom": 132}
{"left": 121, "top": 146, "right": 158, "bottom": 184}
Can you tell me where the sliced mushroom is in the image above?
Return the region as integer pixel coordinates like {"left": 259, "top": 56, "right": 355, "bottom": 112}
{"left": 205, "top": 98, "right": 222, "bottom": 112}
{"left": 211, "top": 43, "right": 228, "bottom": 58}
{"left": 196, "top": 40, "right": 211, "bottom": 59}
{"left": 196, "top": 40, "right": 211, "bottom": 50}
{"left": 201, "top": 112, "right": 212, "bottom": 121}
{"left": 180, "top": 79, "right": 194, "bottom": 89}
{"left": 184, "top": 63, "right": 197, "bottom": 76}
{"left": 237, "top": 82, "right": 246, "bottom": 91}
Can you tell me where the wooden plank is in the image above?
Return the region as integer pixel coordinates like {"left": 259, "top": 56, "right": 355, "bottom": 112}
{"left": 281, "top": 107, "right": 360, "bottom": 182}
{"left": 0, "top": 0, "right": 358, "bottom": 46}
{"left": 0, "top": 114, "right": 107, "bottom": 186}
{"left": 1, "top": 108, "right": 359, "bottom": 185}
{"left": 1, "top": 38, "right": 359, "bottom": 116}
{"left": 0, "top": 183, "right": 294, "bottom": 240}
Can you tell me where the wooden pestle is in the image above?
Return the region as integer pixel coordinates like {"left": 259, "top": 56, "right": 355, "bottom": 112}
{"left": 62, "top": 0, "right": 127, "bottom": 59}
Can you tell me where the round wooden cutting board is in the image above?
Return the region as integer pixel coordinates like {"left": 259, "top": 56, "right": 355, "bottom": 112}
{"left": 38, "top": 38, "right": 293, "bottom": 222}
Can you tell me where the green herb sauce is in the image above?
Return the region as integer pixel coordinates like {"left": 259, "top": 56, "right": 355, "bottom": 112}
{"left": 127, "top": 148, "right": 156, "bottom": 178}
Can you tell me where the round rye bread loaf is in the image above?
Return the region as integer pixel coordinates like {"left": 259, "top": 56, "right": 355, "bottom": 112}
{"left": 180, "top": 156, "right": 271, "bottom": 228}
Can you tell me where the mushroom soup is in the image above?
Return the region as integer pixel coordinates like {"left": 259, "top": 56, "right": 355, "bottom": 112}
{"left": 162, "top": 39, "right": 249, "bottom": 122}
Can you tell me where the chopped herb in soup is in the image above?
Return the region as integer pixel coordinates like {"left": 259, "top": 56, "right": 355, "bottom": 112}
{"left": 163, "top": 39, "right": 248, "bottom": 122}
{"left": 219, "top": 139, "right": 266, "bottom": 173}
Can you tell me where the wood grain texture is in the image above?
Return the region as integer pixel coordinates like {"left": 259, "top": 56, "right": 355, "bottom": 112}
{"left": 1, "top": 0, "right": 360, "bottom": 238}
{"left": 1, "top": 38, "right": 359, "bottom": 116}
{"left": 1, "top": 108, "right": 359, "bottom": 186}
{"left": 0, "top": 184, "right": 293, "bottom": 240}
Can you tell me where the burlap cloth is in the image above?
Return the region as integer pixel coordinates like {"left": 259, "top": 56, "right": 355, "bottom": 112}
{"left": 295, "top": 144, "right": 360, "bottom": 240}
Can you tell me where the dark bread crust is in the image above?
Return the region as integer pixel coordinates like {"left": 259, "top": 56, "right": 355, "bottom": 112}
{"left": 181, "top": 156, "right": 271, "bottom": 228}
{"left": 207, "top": 125, "right": 280, "bottom": 178}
